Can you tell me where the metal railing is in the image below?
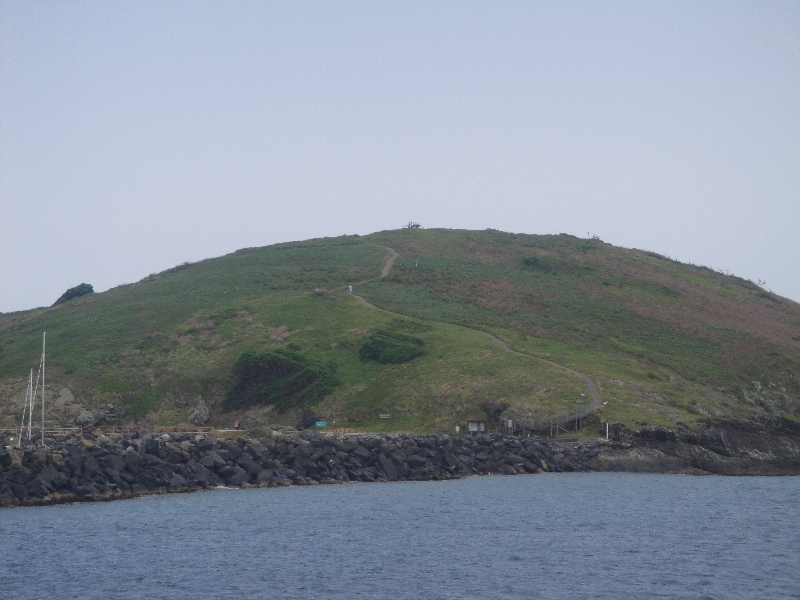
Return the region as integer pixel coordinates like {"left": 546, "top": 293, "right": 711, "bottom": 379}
{"left": 549, "top": 405, "right": 593, "bottom": 438}
{"left": 500, "top": 403, "right": 594, "bottom": 439}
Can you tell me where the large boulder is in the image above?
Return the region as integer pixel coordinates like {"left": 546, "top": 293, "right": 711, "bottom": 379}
{"left": 377, "top": 454, "right": 398, "bottom": 480}
{"left": 123, "top": 451, "right": 141, "bottom": 473}
{"left": 98, "top": 454, "right": 126, "bottom": 472}
{"left": 199, "top": 451, "right": 226, "bottom": 469}
{"left": 236, "top": 455, "right": 261, "bottom": 476}
{"left": 225, "top": 466, "right": 248, "bottom": 486}
{"left": 405, "top": 455, "right": 427, "bottom": 468}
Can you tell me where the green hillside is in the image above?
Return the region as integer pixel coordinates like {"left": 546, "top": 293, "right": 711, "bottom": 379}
{"left": 1, "top": 229, "right": 798, "bottom": 435}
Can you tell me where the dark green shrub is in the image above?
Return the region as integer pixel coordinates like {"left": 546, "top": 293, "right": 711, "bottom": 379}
{"left": 733, "top": 277, "right": 760, "bottom": 291}
{"left": 226, "top": 349, "right": 338, "bottom": 412}
{"left": 757, "top": 291, "right": 778, "bottom": 302}
{"left": 359, "top": 330, "right": 425, "bottom": 364}
{"left": 124, "top": 393, "right": 158, "bottom": 419}
{"left": 53, "top": 283, "right": 94, "bottom": 306}
{"left": 521, "top": 255, "right": 575, "bottom": 275}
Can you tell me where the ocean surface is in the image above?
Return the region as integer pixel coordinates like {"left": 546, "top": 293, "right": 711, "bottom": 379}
{"left": 1, "top": 473, "right": 799, "bottom": 599}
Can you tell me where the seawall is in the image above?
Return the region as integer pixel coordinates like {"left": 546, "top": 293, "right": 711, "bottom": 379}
{"left": 0, "top": 430, "right": 597, "bottom": 508}
{"left": 2, "top": 419, "right": 799, "bottom": 508}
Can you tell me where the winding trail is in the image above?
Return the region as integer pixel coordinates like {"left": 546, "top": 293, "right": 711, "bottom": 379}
{"left": 350, "top": 247, "right": 398, "bottom": 310}
{"left": 379, "top": 247, "right": 399, "bottom": 278}
{"left": 351, "top": 246, "right": 602, "bottom": 411}
{"left": 480, "top": 333, "right": 602, "bottom": 410}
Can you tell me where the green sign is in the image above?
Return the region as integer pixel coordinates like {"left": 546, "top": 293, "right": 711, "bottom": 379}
{"left": 315, "top": 421, "right": 327, "bottom": 428}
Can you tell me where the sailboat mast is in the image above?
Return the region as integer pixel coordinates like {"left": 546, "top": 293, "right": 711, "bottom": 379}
{"left": 27, "top": 365, "right": 35, "bottom": 440}
{"left": 19, "top": 368, "right": 32, "bottom": 443}
{"left": 41, "top": 332, "right": 46, "bottom": 446}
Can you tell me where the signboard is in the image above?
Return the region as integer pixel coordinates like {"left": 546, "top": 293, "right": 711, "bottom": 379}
{"left": 378, "top": 414, "right": 392, "bottom": 420}
{"left": 467, "top": 420, "right": 486, "bottom": 433}
{"left": 315, "top": 422, "right": 327, "bottom": 429}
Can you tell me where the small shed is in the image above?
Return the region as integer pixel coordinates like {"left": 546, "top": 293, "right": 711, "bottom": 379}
{"left": 466, "top": 420, "right": 487, "bottom": 436}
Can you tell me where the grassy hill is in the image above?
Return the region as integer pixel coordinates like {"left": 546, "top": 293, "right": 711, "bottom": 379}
{"left": 1, "top": 228, "right": 798, "bottom": 435}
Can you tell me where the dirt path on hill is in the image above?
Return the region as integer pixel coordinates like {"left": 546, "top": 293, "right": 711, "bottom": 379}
{"left": 349, "top": 246, "right": 398, "bottom": 309}
{"left": 352, "top": 246, "right": 602, "bottom": 409}
{"left": 350, "top": 247, "right": 398, "bottom": 290}
{"left": 380, "top": 247, "right": 399, "bottom": 277}
{"left": 481, "top": 332, "right": 602, "bottom": 410}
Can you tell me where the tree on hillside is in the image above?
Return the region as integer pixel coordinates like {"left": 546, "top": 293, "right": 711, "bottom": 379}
{"left": 53, "top": 283, "right": 94, "bottom": 306}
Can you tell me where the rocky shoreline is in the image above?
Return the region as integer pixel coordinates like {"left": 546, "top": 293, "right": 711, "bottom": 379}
{"left": 2, "top": 419, "right": 799, "bottom": 508}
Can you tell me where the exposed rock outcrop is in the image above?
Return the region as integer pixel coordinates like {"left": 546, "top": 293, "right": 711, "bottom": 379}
{"left": 187, "top": 403, "right": 209, "bottom": 426}
{"left": 593, "top": 418, "right": 800, "bottom": 475}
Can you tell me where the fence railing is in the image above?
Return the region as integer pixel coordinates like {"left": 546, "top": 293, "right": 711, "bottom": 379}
{"left": 147, "top": 426, "right": 214, "bottom": 434}
{"left": 0, "top": 426, "right": 83, "bottom": 441}
{"left": 548, "top": 405, "right": 593, "bottom": 438}
{"left": 500, "top": 404, "right": 594, "bottom": 439}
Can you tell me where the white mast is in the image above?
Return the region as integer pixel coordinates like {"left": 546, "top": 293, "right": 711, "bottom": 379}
{"left": 41, "top": 332, "right": 46, "bottom": 447}
{"left": 18, "top": 368, "right": 32, "bottom": 444}
{"left": 15, "top": 333, "right": 47, "bottom": 446}
{"left": 30, "top": 354, "right": 42, "bottom": 440}
{"left": 28, "top": 363, "right": 37, "bottom": 440}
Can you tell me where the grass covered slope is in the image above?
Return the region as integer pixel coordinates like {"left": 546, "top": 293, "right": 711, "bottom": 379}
{"left": 358, "top": 228, "right": 800, "bottom": 427}
{"left": 0, "top": 228, "right": 798, "bottom": 434}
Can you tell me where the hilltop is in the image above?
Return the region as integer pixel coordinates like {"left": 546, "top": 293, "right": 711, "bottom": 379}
{"left": 1, "top": 228, "right": 799, "bottom": 437}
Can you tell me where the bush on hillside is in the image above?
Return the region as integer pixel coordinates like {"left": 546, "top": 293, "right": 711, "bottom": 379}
{"left": 226, "top": 349, "right": 338, "bottom": 412}
{"left": 53, "top": 283, "right": 94, "bottom": 306}
{"left": 521, "top": 255, "right": 575, "bottom": 275}
{"left": 359, "top": 330, "right": 425, "bottom": 364}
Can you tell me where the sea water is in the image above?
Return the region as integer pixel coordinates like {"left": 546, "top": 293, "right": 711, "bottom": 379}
{"left": 1, "top": 473, "right": 798, "bottom": 599}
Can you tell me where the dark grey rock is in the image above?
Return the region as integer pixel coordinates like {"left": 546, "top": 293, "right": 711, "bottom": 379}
{"left": 406, "top": 455, "right": 427, "bottom": 468}
{"left": 169, "top": 473, "right": 189, "bottom": 489}
{"left": 99, "top": 454, "right": 126, "bottom": 472}
{"left": 377, "top": 454, "right": 398, "bottom": 480}
{"left": 195, "top": 438, "right": 214, "bottom": 452}
{"left": 40, "top": 464, "right": 59, "bottom": 482}
{"left": 236, "top": 454, "right": 261, "bottom": 476}
{"left": 218, "top": 440, "right": 242, "bottom": 461}
{"left": 199, "top": 451, "right": 226, "bottom": 469}
{"left": 225, "top": 466, "right": 248, "bottom": 486}
{"left": 105, "top": 468, "right": 123, "bottom": 484}
{"left": 12, "top": 482, "right": 28, "bottom": 499}
{"left": 25, "top": 476, "right": 51, "bottom": 497}
{"left": 217, "top": 465, "right": 236, "bottom": 478}
{"left": 124, "top": 451, "right": 140, "bottom": 473}
{"left": 65, "top": 455, "right": 83, "bottom": 477}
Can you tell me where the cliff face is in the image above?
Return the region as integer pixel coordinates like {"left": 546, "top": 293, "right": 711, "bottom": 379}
{"left": 2, "top": 421, "right": 798, "bottom": 509}
{"left": 594, "top": 419, "right": 800, "bottom": 475}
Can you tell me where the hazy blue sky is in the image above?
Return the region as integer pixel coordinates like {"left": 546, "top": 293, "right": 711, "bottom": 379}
{"left": 1, "top": 1, "right": 798, "bottom": 312}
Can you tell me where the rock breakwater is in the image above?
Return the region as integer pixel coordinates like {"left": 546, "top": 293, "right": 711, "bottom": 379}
{"left": 3, "top": 418, "right": 799, "bottom": 508}
{"left": 0, "top": 430, "right": 598, "bottom": 508}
